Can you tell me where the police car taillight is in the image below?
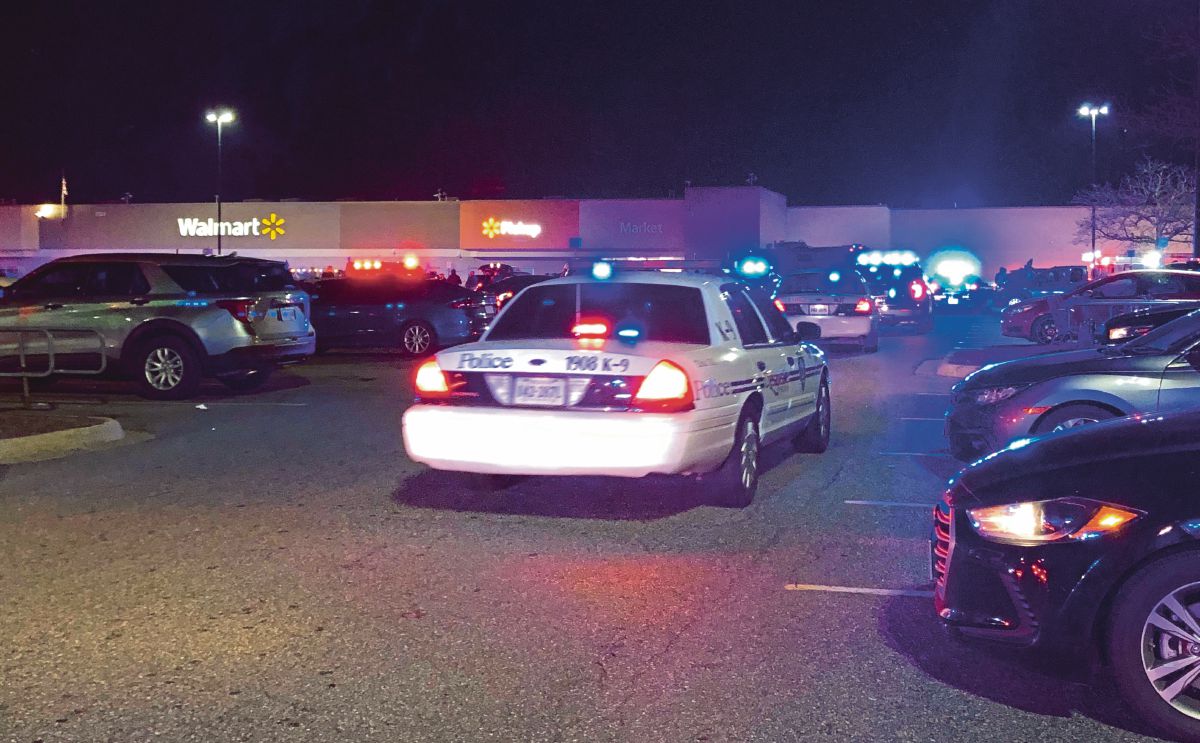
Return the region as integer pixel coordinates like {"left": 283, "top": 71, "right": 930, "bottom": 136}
{"left": 854, "top": 298, "right": 872, "bottom": 314}
{"left": 414, "top": 359, "right": 450, "bottom": 395}
{"left": 572, "top": 320, "right": 609, "bottom": 337}
{"left": 634, "top": 361, "right": 693, "bottom": 411}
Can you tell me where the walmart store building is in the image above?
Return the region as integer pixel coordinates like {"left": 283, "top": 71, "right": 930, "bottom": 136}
{"left": 0, "top": 186, "right": 1106, "bottom": 279}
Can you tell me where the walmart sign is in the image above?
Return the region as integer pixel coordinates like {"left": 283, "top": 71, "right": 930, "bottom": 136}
{"left": 177, "top": 212, "right": 286, "bottom": 240}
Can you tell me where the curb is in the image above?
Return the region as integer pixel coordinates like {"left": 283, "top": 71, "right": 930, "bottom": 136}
{"left": 0, "top": 417, "right": 125, "bottom": 464}
{"left": 935, "top": 362, "right": 981, "bottom": 379}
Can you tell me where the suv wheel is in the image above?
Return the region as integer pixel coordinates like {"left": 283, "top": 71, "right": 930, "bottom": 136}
{"left": 1108, "top": 553, "right": 1200, "bottom": 741}
{"left": 134, "top": 336, "right": 202, "bottom": 400}
{"left": 400, "top": 321, "right": 436, "bottom": 356}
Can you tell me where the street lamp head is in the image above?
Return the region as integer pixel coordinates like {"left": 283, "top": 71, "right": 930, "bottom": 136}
{"left": 1098, "top": 104, "right": 1110, "bottom": 116}
{"left": 205, "top": 109, "right": 235, "bottom": 125}
{"left": 1078, "top": 104, "right": 1092, "bottom": 117}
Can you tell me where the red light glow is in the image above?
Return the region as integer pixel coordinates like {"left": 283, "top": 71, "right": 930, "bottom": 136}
{"left": 571, "top": 321, "right": 609, "bottom": 337}
{"left": 774, "top": 298, "right": 786, "bottom": 312}
{"left": 854, "top": 298, "right": 872, "bottom": 314}
{"left": 909, "top": 281, "right": 927, "bottom": 301}
{"left": 414, "top": 359, "right": 449, "bottom": 394}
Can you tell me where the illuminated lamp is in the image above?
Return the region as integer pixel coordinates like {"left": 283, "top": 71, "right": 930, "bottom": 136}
{"left": 591, "top": 261, "right": 614, "bottom": 280}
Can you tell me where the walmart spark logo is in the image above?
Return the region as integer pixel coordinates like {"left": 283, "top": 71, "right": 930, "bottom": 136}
{"left": 481, "top": 217, "right": 542, "bottom": 239}
{"left": 261, "top": 212, "right": 286, "bottom": 240}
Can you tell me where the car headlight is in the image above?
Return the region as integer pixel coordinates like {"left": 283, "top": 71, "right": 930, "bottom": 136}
{"left": 1007, "top": 297, "right": 1023, "bottom": 306}
{"left": 973, "top": 386, "right": 1022, "bottom": 405}
{"left": 967, "top": 498, "right": 1142, "bottom": 545}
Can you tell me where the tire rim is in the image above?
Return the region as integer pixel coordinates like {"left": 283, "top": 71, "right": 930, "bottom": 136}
{"left": 404, "top": 325, "right": 431, "bottom": 354}
{"left": 739, "top": 422, "right": 758, "bottom": 490}
{"left": 1051, "top": 416, "right": 1098, "bottom": 432}
{"left": 1036, "top": 319, "right": 1058, "bottom": 343}
{"left": 818, "top": 384, "right": 831, "bottom": 441}
{"left": 144, "top": 347, "right": 184, "bottom": 390}
{"left": 1140, "top": 581, "right": 1200, "bottom": 719}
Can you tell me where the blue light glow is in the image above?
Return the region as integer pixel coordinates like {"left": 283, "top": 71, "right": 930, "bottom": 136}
{"left": 592, "top": 261, "right": 614, "bottom": 280}
{"left": 617, "top": 328, "right": 640, "bottom": 338}
{"left": 828, "top": 271, "right": 841, "bottom": 283}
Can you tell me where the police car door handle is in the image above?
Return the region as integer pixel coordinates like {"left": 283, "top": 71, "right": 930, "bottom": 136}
{"left": 756, "top": 361, "right": 767, "bottom": 371}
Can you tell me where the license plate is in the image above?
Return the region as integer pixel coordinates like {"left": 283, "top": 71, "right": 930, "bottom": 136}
{"left": 485, "top": 305, "right": 496, "bottom": 316}
{"left": 808, "top": 304, "right": 830, "bottom": 315}
{"left": 514, "top": 377, "right": 566, "bottom": 406}
{"left": 947, "top": 297, "right": 959, "bottom": 305}
{"left": 277, "top": 307, "right": 298, "bottom": 321}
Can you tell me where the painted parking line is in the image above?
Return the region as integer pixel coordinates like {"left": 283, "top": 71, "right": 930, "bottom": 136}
{"left": 844, "top": 500, "right": 932, "bottom": 508}
{"left": 784, "top": 583, "right": 934, "bottom": 598}
{"left": 899, "top": 417, "right": 944, "bottom": 422}
{"left": 878, "top": 451, "right": 951, "bottom": 457}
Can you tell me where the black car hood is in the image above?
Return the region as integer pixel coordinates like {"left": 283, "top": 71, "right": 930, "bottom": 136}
{"left": 954, "top": 409, "right": 1200, "bottom": 506}
{"left": 959, "top": 348, "right": 1164, "bottom": 389}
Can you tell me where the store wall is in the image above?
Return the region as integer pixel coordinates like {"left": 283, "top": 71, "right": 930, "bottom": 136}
{"left": 578, "top": 199, "right": 685, "bottom": 255}
{"left": 889, "top": 206, "right": 1113, "bottom": 276}
{"left": 339, "top": 201, "right": 459, "bottom": 254}
{"left": 786, "top": 206, "right": 891, "bottom": 248}
{"left": 683, "top": 187, "right": 770, "bottom": 259}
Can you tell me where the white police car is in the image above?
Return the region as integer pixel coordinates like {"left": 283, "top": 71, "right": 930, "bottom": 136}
{"left": 401, "top": 266, "right": 832, "bottom": 506}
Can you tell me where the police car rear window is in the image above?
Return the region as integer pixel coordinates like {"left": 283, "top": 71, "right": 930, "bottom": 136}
{"left": 487, "top": 283, "right": 709, "bottom": 344}
{"left": 162, "top": 263, "right": 293, "bottom": 294}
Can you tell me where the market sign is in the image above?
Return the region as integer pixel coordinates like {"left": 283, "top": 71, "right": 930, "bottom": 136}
{"left": 177, "top": 212, "right": 287, "bottom": 240}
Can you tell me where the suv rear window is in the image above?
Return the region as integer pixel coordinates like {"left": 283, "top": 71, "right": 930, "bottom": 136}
{"left": 162, "top": 263, "right": 293, "bottom": 294}
{"left": 863, "top": 265, "right": 924, "bottom": 294}
{"left": 487, "top": 282, "right": 709, "bottom": 345}
{"left": 780, "top": 271, "right": 866, "bottom": 295}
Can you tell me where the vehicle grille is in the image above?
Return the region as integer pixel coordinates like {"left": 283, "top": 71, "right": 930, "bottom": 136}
{"left": 933, "top": 496, "right": 953, "bottom": 588}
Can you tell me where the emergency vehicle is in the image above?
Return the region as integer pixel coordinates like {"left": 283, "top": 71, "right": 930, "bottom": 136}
{"left": 401, "top": 263, "right": 832, "bottom": 506}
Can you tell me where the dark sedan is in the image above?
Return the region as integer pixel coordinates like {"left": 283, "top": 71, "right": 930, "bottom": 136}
{"left": 1098, "top": 302, "right": 1200, "bottom": 345}
{"left": 946, "top": 307, "right": 1200, "bottom": 461}
{"left": 488, "top": 274, "right": 553, "bottom": 310}
{"left": 309, "top": 278, "right": 490, "bottom": 355}
{"left": 934, "top": 410, "right": 1200, "bottom": 741}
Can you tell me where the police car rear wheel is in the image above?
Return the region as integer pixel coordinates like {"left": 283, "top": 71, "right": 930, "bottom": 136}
{"left": 711, "top": 412, "right": 760, "bottom": 508}
{"left": 795, "top": 377, "right": 831, "bottom": 453}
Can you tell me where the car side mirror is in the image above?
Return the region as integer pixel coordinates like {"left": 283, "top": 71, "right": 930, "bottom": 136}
{"left": 795, "top": 323, "right": 821, "bottom": 341}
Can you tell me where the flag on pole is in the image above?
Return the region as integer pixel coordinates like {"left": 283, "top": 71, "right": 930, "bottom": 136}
{"left": 60, "top": 176, "right": 68, "bottom": 200}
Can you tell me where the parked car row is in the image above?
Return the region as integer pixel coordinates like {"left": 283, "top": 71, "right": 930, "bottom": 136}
{"left": 940, "top": 293, "right": 1200, "bottom": 738}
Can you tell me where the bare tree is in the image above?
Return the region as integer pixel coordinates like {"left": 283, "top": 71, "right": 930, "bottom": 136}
{"left": 1074, "top": 158, "right": 1196, "bottom": 250}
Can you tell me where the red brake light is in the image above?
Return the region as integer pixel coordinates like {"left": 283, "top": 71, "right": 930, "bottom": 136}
{"left": 634, "top": 361, "right": 693, "bottom": 411}
{"left": 571, "top": 320, "right": 609, "bottom": 337}
{"left": 910, "top": 281, "right": 927, "bottom": 301}
{"left": 216, "top": 299, "right": 258, "bottom": 328}
{"left": 854, "top": 298, "right": 872, "bottom": 314}
{"left": 414, "top": 359, "right": 449, "bottom": 395}
{"left": 773, "top": 298, "right": 786, "bottom": 312}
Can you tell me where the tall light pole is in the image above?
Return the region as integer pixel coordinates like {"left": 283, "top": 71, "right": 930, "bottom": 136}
{"left": 1078, "top": 103, "right": 1109, "bottom": 274}
{"left": 205, "top": 109, "right": 235, "bottom": 255}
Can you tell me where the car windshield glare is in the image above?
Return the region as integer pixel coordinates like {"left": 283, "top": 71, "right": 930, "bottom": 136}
{"left": 1122, "top": 308, "right": 1200, "bottom": 355}
{"left": 485, "top": 282, "right": 710, "bottom": 344}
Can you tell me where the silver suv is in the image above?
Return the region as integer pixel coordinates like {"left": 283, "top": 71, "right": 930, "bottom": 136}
{"left": 0, "top": 253, "right": 315, "bottom": 399}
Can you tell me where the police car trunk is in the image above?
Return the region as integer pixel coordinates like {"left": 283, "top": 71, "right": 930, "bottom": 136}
{"left": 401, "top": 276, "right": 737, "bottom": 478}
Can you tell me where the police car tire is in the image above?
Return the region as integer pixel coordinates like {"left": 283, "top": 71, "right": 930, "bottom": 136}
{"left": 1106, "top": 552, "right": 1200, "bottom": 742}
{"left": 863, "top": 331, "right": 879, "bottom": 353}
{"left": 795, "top": 377, "right": 831, "bottom": 454}
{"left": 711, "top": 410, "right": 760, "bottom": 508}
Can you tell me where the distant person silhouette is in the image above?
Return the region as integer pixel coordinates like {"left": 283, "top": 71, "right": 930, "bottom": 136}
{"left": 447, "top": 269, "right": 462, "bottom": 286}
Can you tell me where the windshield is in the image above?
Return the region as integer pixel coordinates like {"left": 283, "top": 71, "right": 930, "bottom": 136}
{"left": 1122, "top": 308, "right": 1200, "bottom": 355}
{"left": 486, "top": 282, "right": 710, "bottom": 344}
{"left": 780, "top": 271, "right": 865, "bottom": 295}
{"left": 861, "top": 265, "right": 924, "bottom": 294}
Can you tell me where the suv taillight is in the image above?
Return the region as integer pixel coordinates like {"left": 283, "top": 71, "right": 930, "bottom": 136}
{"left": 910, "top": 281, "right": 927, "bottom": 301}
{"left": 216, "top": 299, "right": 259, "bottom": 329}
{"left": 634, "top": 361, "right": 694, "bottom": 412}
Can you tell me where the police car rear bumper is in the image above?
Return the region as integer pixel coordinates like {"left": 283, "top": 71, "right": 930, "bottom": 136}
{"left": 402, "top": 404, "right": 734, "bottom": 477}
{"left": 788, "top": 314, "right": 873, "bottom": 340}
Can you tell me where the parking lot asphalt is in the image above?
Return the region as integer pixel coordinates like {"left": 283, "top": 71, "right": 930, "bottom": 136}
{"left": 0, "top": 315, "right": 1168, "bottom": 742}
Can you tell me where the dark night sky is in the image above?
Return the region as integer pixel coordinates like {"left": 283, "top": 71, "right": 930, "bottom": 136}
{"left": 1, "top": 0, "right": 1193, "bottom": 208}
